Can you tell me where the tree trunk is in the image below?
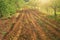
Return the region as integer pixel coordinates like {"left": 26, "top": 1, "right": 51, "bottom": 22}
{"left": 54, "top": 7, "right": 57, "bottom": 20}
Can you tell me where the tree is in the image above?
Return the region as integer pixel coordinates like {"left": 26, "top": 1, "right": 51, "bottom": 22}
{"left": 50, "top": 0, "right": 60, "bottom": 18}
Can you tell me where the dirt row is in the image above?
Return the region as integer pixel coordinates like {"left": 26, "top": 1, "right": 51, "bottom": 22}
{"left": 0, "top": 9, "right": 60, "bottom": 40}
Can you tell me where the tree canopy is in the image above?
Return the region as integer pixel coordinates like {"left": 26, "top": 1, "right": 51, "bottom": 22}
{"left": 0, "top": 0, "right": 60, "bottom": 18}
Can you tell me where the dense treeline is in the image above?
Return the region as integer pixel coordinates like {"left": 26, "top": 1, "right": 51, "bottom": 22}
{"left": 0, "top": 0, "right": 60, "bottom": 18}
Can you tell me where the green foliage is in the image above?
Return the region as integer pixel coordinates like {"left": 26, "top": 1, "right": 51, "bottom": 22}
{"left": 0, "top": 0, "right": 17, "bottom": 17}
{"left": 0, "top": 0, "right": 59, "bottom": 18}
{"left": 0, "top": 0, "right": 26, "bottom": 18}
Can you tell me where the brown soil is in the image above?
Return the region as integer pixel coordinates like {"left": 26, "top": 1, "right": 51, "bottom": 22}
{"left": 0, "top": 9, "right": 60, "bottom": 40}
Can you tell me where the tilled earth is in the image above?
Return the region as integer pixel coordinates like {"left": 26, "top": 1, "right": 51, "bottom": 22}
{"left": 0, "top": 9, "right": 60, "bottom": 40}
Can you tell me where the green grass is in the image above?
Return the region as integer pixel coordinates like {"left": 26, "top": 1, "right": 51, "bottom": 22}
{"left": 47, "top": 14, "right": 60, "bottom": 23}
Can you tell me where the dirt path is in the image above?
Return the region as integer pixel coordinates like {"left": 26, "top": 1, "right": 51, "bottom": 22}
{"left": 1, "top": 9, "right": 60, "bottom": 40}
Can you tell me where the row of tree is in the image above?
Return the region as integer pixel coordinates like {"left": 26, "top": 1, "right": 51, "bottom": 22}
{"left": 28, "top": 0, "right": 60, "bottom": 19}
{"left": 0, "top": 0, "right": 60, "bottom": 18}
{"left": 43, "top": 0, "right": 60, "bottom": 20}
{"left": 26, "top": 0, "right": 60, "bottom": 15}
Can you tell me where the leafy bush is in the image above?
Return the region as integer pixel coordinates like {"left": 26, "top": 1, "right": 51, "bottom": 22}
{"left": 0, "top": 0, "right": 18, "bottom": 18}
